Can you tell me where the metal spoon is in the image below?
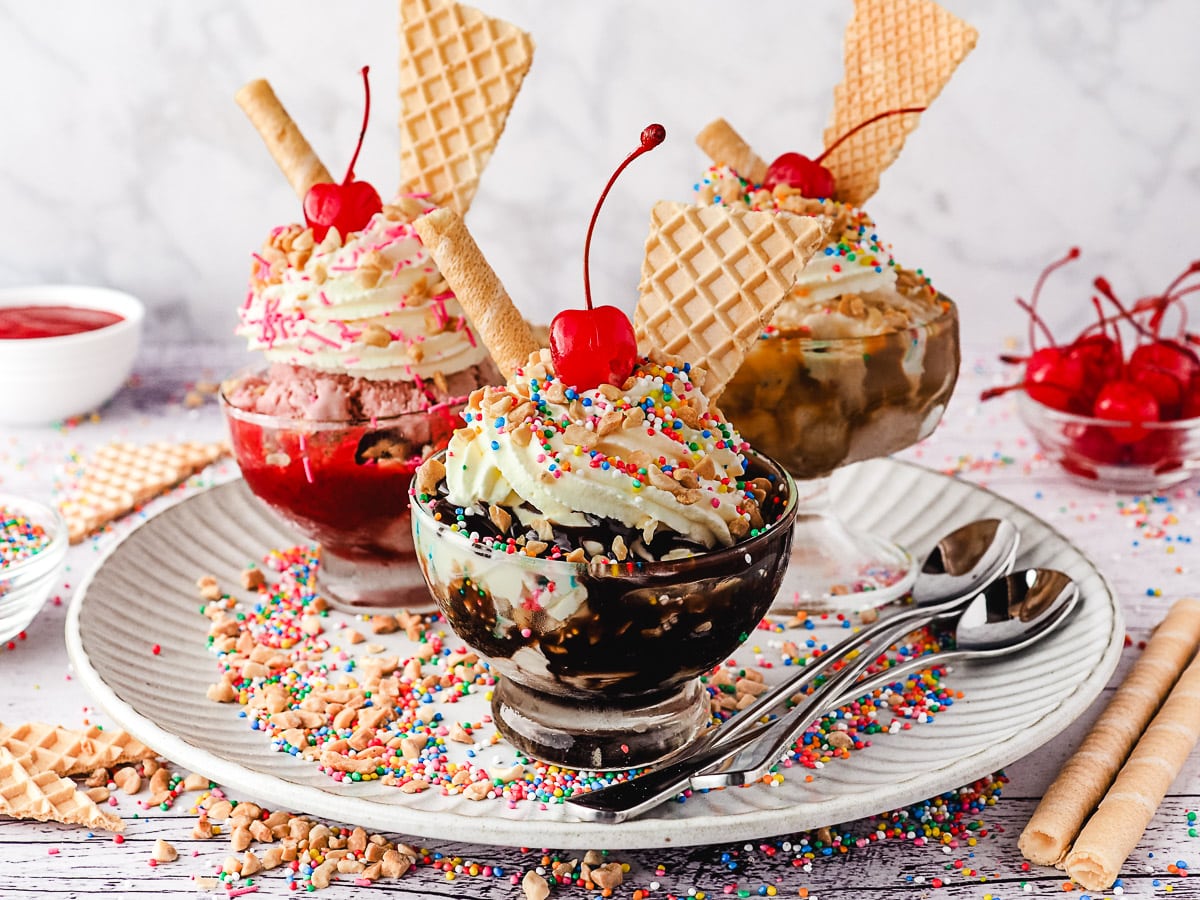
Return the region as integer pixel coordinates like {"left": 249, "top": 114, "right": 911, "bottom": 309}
{"left": 565, "top": 518, "right": 1020, "bottom": 823}
{"left": 567, "top": 566, "right": 1076, "bottom": 823}
{"left": 690, "top": 567, "right": 1080, "bottom": 790}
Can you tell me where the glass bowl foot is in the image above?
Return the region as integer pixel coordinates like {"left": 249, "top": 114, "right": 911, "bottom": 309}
{"left": 492, "top": 677, "right": 708, "bottom": 771}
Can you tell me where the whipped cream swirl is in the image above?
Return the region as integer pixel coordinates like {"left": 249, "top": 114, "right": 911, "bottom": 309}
{"left": 237, "top": 198, "right": 489, "bottom": 381}
{"left": 444, "top": 350, "right": 766, "bottom": 550}
{"left": 695, "top": 165, "right": 943, "bottom": 338}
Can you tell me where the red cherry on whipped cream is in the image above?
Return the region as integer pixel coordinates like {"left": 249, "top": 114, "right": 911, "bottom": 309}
{"left": 303, "top": 66, "right": 383, "bottom": 242}
{"left": 549, "top": 123, "right": 666, "bottom": 391}
{"left": 762, "top": 106, "right": 927, "bottom": 198}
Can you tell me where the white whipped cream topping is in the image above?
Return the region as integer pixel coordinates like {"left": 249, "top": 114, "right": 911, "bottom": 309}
{"left": 444, "top": 350, "right": 764, "bottom": 550}
{"left": 237, "top": 199, "right": 488, "bottom": 381}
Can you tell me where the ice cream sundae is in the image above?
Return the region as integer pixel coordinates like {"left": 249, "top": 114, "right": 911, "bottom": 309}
{"left": 407, "top": 126, "right": 825, "bottom": 768}
{"left": 221, "top": 0, "right": 534, "bottom": 611}
{"left": 677, "top": 0, "right": 977, "bottom": 611}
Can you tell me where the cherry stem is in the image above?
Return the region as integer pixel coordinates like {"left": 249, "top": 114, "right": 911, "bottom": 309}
{"left": 1015, "top": 298, "right": 1057, "bottom": 347}
{"left": 814, "top": 107, "right": 927, "bottom": 164}
{"left": 1094, "top": 276, "right": 1153, "bottom": 340}
{"left": 1025, "top": 247, "right": 1080, "bottom": 350}
{"left": 343, "top": 66, "right": 372, "bottom": 184}
{"left": 582, "top": 124, "right": 666, "bottom": 311}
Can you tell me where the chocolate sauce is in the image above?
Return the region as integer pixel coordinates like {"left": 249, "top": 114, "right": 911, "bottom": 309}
{"left": 419, "top": 454, "right": 795, "bottom": 695}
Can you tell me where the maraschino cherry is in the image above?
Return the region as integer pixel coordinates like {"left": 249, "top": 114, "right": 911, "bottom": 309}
{"left": 303, "top": 66, "right": 383, "bottom": 242}
{"left": 549, "top": 124, "right": 666, "bottom": 391}
{"left": 762, "top": 107, "right": 927, "bottom": 198}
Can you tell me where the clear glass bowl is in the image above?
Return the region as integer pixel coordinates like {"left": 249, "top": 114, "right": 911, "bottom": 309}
{"left": 719, "top": 297, "right": 960, "bottom": 612}
{"left": 0, "top": 494, "right": 68, "bottom": 643}
{"left": 220, "top": 378, "right": 462, "bottom": 613}
{"left": 411, "top": 450, "right": 798, "bottom": 770}
{"left": 1017, "top": 391, "right": 1200, "bottom": 491}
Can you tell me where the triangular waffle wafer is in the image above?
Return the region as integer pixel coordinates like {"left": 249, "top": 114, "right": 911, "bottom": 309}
{"left": 0, "top": 746, "right": 124, "bottom": 832}
{"left": 634, "top": 202, "right": 828, "bottom": 397}
{"left": 56, "top": 441, "right": 227, "bottom": 543}
{"left": 398, "top": 0, "right": 534, "bottom": 216}
{"left": 822, "top": 0, "right": 977, "bottom": 207}
{"left": 0, "top": 722, "right": 158, "bottom": 777}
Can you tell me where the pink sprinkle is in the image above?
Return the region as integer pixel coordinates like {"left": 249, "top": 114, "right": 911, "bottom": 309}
{"left": 226, "top": 887, "right": 260, "bottom": 897}
{"left": 304, "top": 328, "right": 340, "bottom": 349}
{"left": 711, "top": 498, "right": 721, "bottom": 508}
{"left": 48, "top": 848, "right": 60, "bottom": 855}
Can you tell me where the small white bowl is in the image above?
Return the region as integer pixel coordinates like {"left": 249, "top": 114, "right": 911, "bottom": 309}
{"left": 0, "top": 493, "right": 68, "bottom": 643}
{"left": 0, "top": 285, "right": 145, "bottom": 425}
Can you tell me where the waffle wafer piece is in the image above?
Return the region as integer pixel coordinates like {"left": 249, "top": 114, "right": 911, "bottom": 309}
{"left": 57, "top": 441, "right": 227, "bottom": 543}
{"left": 822, "top": 0, "right": 977, "bottom": 207}
{"left": 398, "top": 0, "right": 534, "bottom": 216}
{"left": 0, "top": 746, "right": 124, "bottom": 832}
{"left": 0, "top": 722, "right": 158, "bottom": 777}
{"left": 634, "top": 202, "right": 828, "bottom": 398}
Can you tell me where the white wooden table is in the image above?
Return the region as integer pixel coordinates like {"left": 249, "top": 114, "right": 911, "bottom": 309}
{"left": 2, "top": 342, "right": 1198, "bottom": 899}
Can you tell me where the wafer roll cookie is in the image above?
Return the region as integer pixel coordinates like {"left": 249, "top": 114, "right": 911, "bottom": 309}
{"left": 1064, "top": 647, "right": 1200, "bottom": 890}
{"left": 1018, "top": 598, "right": 1200, "bottom": 866}
{"left": 695, "top": 119, "right": 768, "bottom": 185}
{"left": 413, "top": 207, "right": 538, "bottom": 379}
{"left": 236, "top": 79, "right": 333, "bottom": 199}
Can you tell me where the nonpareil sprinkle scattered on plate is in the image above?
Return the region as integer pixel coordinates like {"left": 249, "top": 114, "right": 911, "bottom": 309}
{"left": 196, "top": 542, "right": 953, "bottom": 808}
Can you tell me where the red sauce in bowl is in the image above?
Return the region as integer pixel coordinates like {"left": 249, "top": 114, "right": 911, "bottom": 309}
{"left": 0, "top": 305, "right": 125, "bottom": 340}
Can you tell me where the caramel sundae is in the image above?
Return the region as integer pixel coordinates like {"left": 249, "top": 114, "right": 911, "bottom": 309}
{"left": 672, "top": 0, "right": 977, "bottom": 611}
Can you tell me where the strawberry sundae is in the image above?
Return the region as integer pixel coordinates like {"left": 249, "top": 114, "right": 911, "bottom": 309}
{"left": 221, "top": 1, "right": 534, "bottom": 611}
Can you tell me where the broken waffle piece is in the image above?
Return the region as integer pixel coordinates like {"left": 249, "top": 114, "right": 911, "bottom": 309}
{"left": 56, "top": 440, "right": 228, "bottom": 543}
{"left": 0, "top": 746, "right": 124, "bottom": 832}
{"left": 0, "top": 721, "right": 158, "bottom": 777}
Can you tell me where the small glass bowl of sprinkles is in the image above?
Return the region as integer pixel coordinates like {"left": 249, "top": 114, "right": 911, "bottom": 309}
{"left": 0, "top": 494, "right": 68, "bottom": 643}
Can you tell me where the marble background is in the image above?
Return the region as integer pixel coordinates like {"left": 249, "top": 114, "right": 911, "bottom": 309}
{"left": 1, "top": 0, "right": 1197, "bottom": 352}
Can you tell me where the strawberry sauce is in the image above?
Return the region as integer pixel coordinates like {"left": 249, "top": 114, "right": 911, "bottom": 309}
{"left": 0, "top": 305, "right": 124, "bottom": 340}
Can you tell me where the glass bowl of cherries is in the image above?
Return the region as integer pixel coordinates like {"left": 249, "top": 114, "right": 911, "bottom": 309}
{"left": 988, "top": 251, "right": 1200, "bottom": 491}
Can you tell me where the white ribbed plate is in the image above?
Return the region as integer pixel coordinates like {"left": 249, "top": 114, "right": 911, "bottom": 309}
{"left": 65, "top": 459, "right": 1121, "bottom": 849}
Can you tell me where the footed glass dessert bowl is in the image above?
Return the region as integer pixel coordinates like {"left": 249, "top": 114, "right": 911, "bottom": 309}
{"left": 411, "top": 450, "right": 798, "bottom": 771}
{"left": 221, "top": 376, "right": 461, "bottom": 613}
{"left": 719, "top": 297, "right": 960, "bottom": 612}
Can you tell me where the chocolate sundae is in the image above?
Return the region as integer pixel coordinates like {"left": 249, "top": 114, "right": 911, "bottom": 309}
{"left": 407, "top": 126, "right": 825, "bottom": 768}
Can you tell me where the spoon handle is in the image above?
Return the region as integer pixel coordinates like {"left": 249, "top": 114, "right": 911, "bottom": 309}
{"left": 709, "top": 602, "right": 938, "bottom": 751}
{"left": 565, "top": 643, "right": 957, "bottom": 823}
{"left": 690, "top": 616, "right": 921, "bottom": 789}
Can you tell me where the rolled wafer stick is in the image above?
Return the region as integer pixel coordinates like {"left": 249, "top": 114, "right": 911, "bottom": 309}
{"left": 1063, "top": 640, "right": 1200, "bottom": 890}
{"left": 235, "top": 79, "right": 333, "bottom": 199}
{"left": 413, "top": 207, "right": 538, "bottom": 380}
{"left": 695, "top": 118, "right": 769, "bottom": 185}
{"left": 1018, "top": 598, "right": 1200, "bottom": 867}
